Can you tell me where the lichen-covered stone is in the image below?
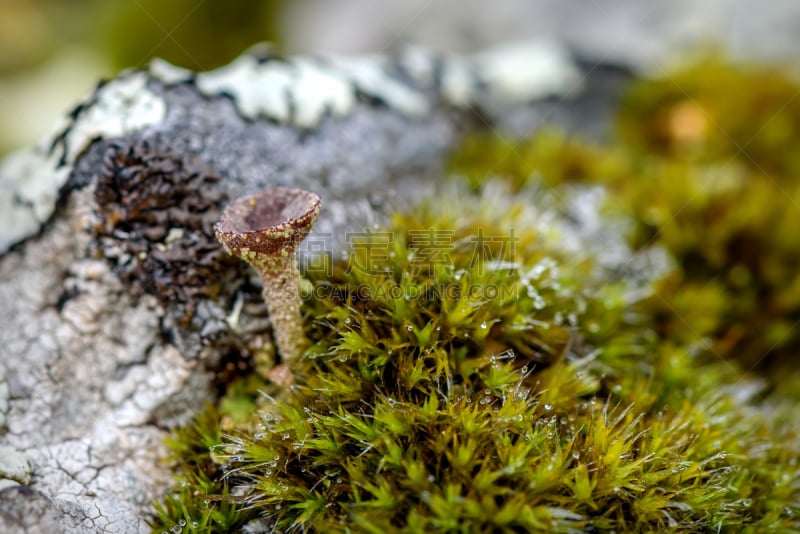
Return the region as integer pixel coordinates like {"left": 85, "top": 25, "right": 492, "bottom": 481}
{"left": 0, "top": 42, "right": 613, "bottom": 533}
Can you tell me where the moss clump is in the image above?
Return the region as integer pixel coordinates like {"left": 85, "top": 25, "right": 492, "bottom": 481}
{"left": 450, "top": 60, "right": 800, "bottom": 376}
{"left": 152, "top": 58, "right": 800, "bottom": 533}
{"left": 153, "top": 179, "right": 799, "bottom": 532}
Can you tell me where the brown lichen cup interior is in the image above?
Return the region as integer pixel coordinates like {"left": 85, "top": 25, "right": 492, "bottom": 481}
{"left": 215, "top": 187, "right": 321, "bottom": 257}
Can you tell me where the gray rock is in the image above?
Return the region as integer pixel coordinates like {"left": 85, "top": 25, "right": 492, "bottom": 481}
{"left": 0, "top": 365, "right": 8, "bottom": 429}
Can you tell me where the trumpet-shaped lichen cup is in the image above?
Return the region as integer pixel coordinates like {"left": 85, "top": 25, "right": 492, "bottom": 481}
{"left": 215, "top": 187, "right": 321, "bottom": 366}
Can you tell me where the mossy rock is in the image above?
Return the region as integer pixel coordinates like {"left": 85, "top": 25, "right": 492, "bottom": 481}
{"left": 152, "top": 59, "right": 800, "bottom": 533}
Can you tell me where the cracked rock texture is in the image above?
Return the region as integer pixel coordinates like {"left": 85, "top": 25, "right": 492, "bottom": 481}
{"left": 0, "top": 41, "right": 624, "bottom": 532}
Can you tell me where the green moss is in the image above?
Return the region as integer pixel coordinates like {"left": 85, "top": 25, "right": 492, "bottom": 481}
{"left": 451, "top": 60, "right": 800, "bottom": 373}
{"left": 153, "top": 58, "right": 800, "bottom": 533}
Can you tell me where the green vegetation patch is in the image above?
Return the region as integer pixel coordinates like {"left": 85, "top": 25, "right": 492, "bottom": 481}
{"left": 152, "top": 59, "right": 800, "bottom": 533}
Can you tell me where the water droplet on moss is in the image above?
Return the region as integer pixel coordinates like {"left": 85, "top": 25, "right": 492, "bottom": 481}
{"left": 521, "top": 366, "right": 528, "bottom": 373}
{"left": 544, "top": 403, "right": 553, "bottom": 411}
{"left": 344, "top": 317, "right": 351, "bottom": 324}
{"left": 179, "top": 520, "right": 187, "bottom": 527}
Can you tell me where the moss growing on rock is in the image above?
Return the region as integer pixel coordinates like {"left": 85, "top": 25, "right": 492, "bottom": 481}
{"left": 451, "top": 60, "right": 800, "bottom": 376}
{"left": 152, "top": 59, "right": 800, "bottom": 533}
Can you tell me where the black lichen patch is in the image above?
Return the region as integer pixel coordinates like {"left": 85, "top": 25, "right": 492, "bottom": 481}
{"left": 92, "top": 138, "right": 240, "bottom": 320}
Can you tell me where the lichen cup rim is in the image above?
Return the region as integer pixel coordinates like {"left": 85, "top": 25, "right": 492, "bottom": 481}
{"left": 214, "top": 186, "right": 322, "bottom": 259}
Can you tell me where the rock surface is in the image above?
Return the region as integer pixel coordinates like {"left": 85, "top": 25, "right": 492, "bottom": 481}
{"left": 0, "top": 42, "right": 623, "bottom": 532}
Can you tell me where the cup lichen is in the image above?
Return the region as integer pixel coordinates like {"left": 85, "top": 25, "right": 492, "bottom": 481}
{"left": 215, "top": 187, "right": 322, "bottom": 367}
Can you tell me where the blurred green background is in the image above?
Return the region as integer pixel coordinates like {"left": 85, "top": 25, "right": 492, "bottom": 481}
{"left": 0, "top": 0, "right": 284, "bottom": 156}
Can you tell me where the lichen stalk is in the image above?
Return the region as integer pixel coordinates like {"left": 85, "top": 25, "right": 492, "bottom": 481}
{"left": 259, "top": 254, "right": 304, "bottom": 364}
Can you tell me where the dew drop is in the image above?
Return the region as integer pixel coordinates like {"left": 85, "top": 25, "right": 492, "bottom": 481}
{"left": 543, "top": 403, "right": 553, "bottom": 411}
{"left": 274, "top": 455, "right": 280, "bottom": 461}
{"left": 171, "top": 525, "right": 181, "bottom": 533}
{"left": 484, "top": 389, "right": 492, "bottom": 396}
{"left": 275, "top": 504, "right": 282, "bottom": 510}
{"left": 338, "top": 354, "right": 348, "bottom": 362}
{"left": 282, "top": 433, "right": 290, "bottom": 440}
{"left": 521, "top": 366, "right": 528, "bottom": 374}
{"left": 192, "top": 523, "right": 199, "bottom": 529}
{"left": 480, "top": 322, "right": 488, "bottom": 329}
{"left": 179, "top": 520, "right": 187, "bottom": 527}
{"left": 435, "top": 326, "right": 441, "bottom": 331}
{"left": 344, "top": 317, "right": 351, "bottom": 325}
{"left": 406, "top": 325, "right": 414, "bottom": 332}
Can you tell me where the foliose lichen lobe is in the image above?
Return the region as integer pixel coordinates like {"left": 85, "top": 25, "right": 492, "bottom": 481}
{"left": 92, "top": 138, "right": 237, "bottom": 311}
